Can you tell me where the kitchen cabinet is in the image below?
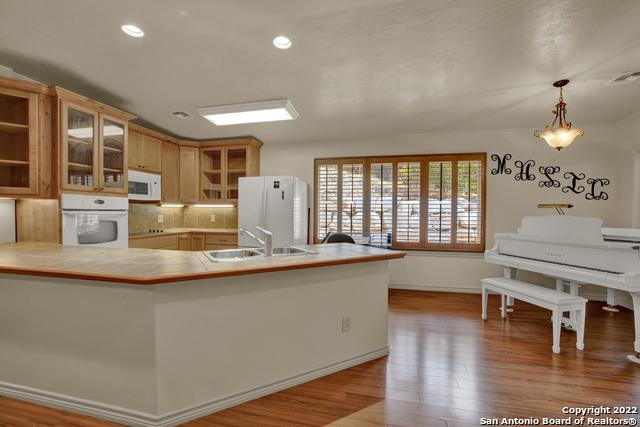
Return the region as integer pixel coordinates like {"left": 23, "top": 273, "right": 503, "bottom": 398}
{"left": 129, "top": 232, "right": 236, "bottom": 251}
{"left": 128, "top": 130, "right": 161, "bottom": 173}
{"left": 60, "top": 102, "right": 128, "bottom": 194}
{"left": 179, "top": 146, "right": 199, "bottom": 203}
{"left": 199, "top": 140, "right": 261, "bottom": 203}
{"left": 0, "top": 81, "right": 40, "bottom": 196}
{"left": 190, "top": 234, "right": 205, "bottom": 251}
{"left": 54, "top": 87, "right": 135, "bottom": 195}
{"left": 161, "top": 141, "right": 180, "bottom": 202}
{"left": 178, "top": 234, "right": 190, "bottom": 250}
{"left": 128, "top": 234, "right": 180, "bottom": 250}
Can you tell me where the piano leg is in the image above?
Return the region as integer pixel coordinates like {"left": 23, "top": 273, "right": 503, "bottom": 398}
{"left": 503, "top": 267, "right": 516, "bottom": 313}
{"left": 627, "top": 291, "right": 640, "bottom": 365}
{"left": 602, "top": 288, "right": 620, "bottom": 313}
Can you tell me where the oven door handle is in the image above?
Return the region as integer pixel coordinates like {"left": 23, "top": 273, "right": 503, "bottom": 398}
{"left": 63, "top": 210, "right": 128, "bottom": 217}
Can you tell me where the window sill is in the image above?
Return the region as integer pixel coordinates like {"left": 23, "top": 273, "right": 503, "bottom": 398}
{"left": 395, "top": 250, "right": 485, "bottom": 258}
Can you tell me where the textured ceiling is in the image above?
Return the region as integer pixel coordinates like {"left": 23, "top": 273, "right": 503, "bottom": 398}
{"left": 1, "top": 0, "right": 639, "bottom": 143}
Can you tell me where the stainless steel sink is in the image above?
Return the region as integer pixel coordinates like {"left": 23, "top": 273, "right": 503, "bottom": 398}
{"left": 259, "top": 247, "right": 317, "bottom": 256}
{"left": 203, "top": 246, "right": 316, "bottom": 262}
{"left": 203, "top": 248, "right": 264, "bottom": 262}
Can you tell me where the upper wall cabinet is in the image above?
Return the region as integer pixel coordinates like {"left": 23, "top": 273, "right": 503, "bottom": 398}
{"left": 128, "top": 130, "right": 161, "bottom": 173}
{"left": 161, "top": 141, "right": 180, "bottom": 203}
{"left": 0, "top": 81, "right": 40, "bottom": 196}
{"left": 54, "top": 87, "right": 135, "bottom": 195}
{"left": 199, "top": 139, "right": 261, "bottom": 203}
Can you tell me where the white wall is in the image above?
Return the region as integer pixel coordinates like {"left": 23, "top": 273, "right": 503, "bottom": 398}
{"left": 261, "top": 124, "right": 635, "bottom": 291}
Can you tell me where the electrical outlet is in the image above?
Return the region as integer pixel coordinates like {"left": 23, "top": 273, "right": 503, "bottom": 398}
{"left": 157, "top": 214, "right": 164, "bottom": 223}
{"left": 341, "top": 316, "right": 351, "bottom": 333}
{"left": 210, "top": 214, "right": 216, "bottom": 222}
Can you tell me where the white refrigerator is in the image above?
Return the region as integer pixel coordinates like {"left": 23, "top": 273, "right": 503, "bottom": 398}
{"left": 238, "top": 176, "right": 309, "bottom": 248}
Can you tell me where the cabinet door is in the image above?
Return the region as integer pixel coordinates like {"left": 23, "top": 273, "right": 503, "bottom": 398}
{"left": 128, "top": 130, "right": 142, "bottom": 170}
{"left": 141, "top": 135, "right": 162, "bottom": 172}
{"left": 61, "top": 102, "right": 99, "bottom": 191}
{"left": 200, "top": 148, "right": 223, "bottom": 202}
{"left": 161, "top": 142, "right": 180, "bottom": 202}
{"left": 0, "top": 87, "right": 38, "bottom": 195}
{"left": 225, "top": 147, "right": 247, "bottom": 202}
{"left": 178, "top": 234, "right": 190, "bottom": 250}
{"left": 190, "top": 234, "right": 205, "bottom": 251}
{"left": 179, "top": 146, "right": 199, "bottom": 203}
{"left": 99, "top": 115, "right": 127, "bottom": 194}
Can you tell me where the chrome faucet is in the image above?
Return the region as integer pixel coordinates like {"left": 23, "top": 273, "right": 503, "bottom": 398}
{"left": 239, "top": 227, "right": 273, "bottom": 256}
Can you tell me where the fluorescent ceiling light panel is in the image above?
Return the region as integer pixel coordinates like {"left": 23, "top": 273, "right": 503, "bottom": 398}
{"left": 198, "top": 99, "right": 298, "bottom": 126}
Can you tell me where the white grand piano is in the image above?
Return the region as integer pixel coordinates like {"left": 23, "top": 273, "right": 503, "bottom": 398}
{"left": 485, "top": 215, "right": 640, "bottom": 363}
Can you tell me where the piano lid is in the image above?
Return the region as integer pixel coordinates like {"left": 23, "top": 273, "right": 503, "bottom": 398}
{"left": 603, "top": 227, "right": 640, "bottom": 243}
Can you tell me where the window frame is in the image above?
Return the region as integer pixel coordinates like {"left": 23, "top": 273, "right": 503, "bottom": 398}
{"left": 314, "top": 152, "right": 487, "bottom": 252}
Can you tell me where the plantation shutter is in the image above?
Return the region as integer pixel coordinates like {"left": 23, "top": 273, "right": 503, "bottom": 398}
{"left": 316, "top": 164, "right": 339, "bottom": 240}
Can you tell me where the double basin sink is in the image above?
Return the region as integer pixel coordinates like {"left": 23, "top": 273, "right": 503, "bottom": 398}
{"left": 204, "top": 246, "right": 316, "bottom": 262}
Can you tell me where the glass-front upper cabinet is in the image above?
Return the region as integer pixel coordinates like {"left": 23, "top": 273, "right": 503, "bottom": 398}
{"left": 63, "top": 103, "right": 98, "bottom": 191}
{"left": 201, "top": 148, "right": 223, "bottom": 201}
{"left": 100, "top": 116, "right": 126, "bottom": 193}
{"left": 225, "top": 147, "right": 247, "bottom": 201}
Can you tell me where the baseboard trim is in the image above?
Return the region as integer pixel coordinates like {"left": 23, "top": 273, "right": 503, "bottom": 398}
{"left": 390, "top": 283, "right": 481, "bottom": 293}
{"left": 0, "top": 346, "right": 389, "bottom": 427}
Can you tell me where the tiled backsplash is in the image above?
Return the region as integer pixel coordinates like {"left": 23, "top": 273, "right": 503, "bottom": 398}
{"left": 128, "top": 203, "right": 237, "bottom": 233}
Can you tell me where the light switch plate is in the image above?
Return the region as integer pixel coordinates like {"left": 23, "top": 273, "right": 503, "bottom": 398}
{"left": 157, "top": 215, "right": 164, "bottom": 223}
{"left": 341, "top": 316, "right": 351, "bottom": 333}
{"left": 210, "top": 215, "right": 216, "bottom": 222}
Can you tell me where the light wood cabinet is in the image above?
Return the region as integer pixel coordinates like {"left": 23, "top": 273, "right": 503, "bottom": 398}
{"left": 54, "top": 87, "right": 135, "bottom": 196}
{"left": 199, "top": 140, "right": 261, "bottom": 203}
{"left": 179, "top": 146, "right": 199, "bottom": 203}
{"left": 0, "top": 83, "right": 39, "bottom": 195}
{"left": 129, "top": 232, "right": 235, "bottom": 251}
{"left": 190, "top": 234, "right": 205, "bottom": 251}
{"left": 128, "top": 131, "right": 161, "bottom": 173}
{"left": 60, "top": 101, "right": 128, "bottom": 194}
{"left": 161, "top": 142, "right": 180, "bottom": 202}
{"left": 178, "top": 234, "right": 190, "bottom": 250}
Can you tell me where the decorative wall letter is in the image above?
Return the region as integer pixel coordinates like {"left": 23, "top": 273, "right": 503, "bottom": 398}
{"left": 514, "top": 160, "right": 536, "bottom": 181}
{"left": 490, "top": 154, "right": 512, "bottom": 175}
{"left": 561, "top": 172, "right": 586, "bottom": 194}
{"left": 538, "top": 166, "right": 561, "bottom": 188}
{"left": 585, "top": 178, "right": 610, "bottom": 200}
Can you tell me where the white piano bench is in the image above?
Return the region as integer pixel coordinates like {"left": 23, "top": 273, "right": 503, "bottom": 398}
{"left": 481, "top": 277, "right": 588, "bottom": 354}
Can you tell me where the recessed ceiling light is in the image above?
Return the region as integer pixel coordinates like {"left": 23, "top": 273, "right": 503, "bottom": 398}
{"left": 273, "top": 35, "right": 292, "bottom": 49}
{"left": 121, "top": 24, "right": 144, "bottom": 38}
{"left": 198, "top": 99, "right": 299, "bottom": 126}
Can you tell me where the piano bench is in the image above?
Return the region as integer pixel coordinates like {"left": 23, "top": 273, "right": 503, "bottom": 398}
{"left": 481, "top": 277, "right": 588, "bottom": 354}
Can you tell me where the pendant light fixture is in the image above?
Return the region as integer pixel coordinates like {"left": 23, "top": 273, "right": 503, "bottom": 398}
{"left": 534, "top": 79, "right": 584, "bottom": 151}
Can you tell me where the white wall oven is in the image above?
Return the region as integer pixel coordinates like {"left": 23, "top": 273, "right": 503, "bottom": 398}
{"left": 128, "top": 170, "right": 161, "bottom": 201}
{"left": 61, "top": 194, "right": 129, "bottom": 248}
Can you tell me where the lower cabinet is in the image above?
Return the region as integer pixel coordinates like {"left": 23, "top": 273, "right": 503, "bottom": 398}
{"left": 178, "top": 234, "right": 190, "bottom": 250}
{"left": 190, "top": 234, "right": 205, "bottom": 251}
{"left": 129, "top": 232, "right": 237, "bottom": 251}
{"left": 129, "top": 234, "right": 180, "bottom": 250}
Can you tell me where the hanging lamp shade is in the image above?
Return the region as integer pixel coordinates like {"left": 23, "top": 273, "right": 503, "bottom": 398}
{"left": 534, "top": 80, "right": 584, "bottom": 150}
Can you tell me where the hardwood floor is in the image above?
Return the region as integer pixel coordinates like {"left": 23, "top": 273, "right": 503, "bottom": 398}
{"left": 1, "top": 290, "right": 639, "bottom": 426}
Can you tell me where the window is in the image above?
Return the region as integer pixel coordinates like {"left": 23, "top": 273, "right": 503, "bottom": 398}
{"left": 314, "top": 153, "right": 486, "bottom": 251}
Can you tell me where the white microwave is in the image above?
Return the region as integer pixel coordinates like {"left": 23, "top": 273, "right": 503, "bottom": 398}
{"left": 128, "top": 170, "right": 161, "bottom": 201}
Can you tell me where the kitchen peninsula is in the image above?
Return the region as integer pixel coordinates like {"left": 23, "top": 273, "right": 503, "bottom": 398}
{"left": 0, "top": 242, "right": 404, "bottom": 426}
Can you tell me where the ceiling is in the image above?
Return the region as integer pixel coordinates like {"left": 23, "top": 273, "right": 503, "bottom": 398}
{"left": 1, "top": 0, "right": 640, "bottom": 143}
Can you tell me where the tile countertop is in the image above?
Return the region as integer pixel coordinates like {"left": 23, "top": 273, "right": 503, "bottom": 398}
{"left": 128, "top": 228, "right": 237, "bottom": 239}
{"left": 0, "top": 242, "right": 405, "bottom": 285}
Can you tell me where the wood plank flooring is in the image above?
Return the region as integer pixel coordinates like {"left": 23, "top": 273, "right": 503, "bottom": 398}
{"left": 1, "top": 290, "right": 639, "bottom": 426}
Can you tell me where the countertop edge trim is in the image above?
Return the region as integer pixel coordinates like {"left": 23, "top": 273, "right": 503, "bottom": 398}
{"left": 0, "top": 252, "right": 405, "bottom": 285}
